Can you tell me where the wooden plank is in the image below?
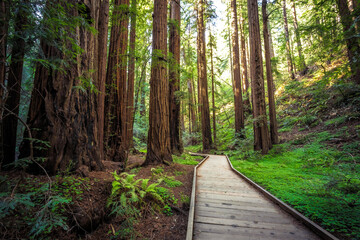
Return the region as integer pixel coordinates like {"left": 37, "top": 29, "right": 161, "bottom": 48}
{"left": 195, "top": 208, "right": 291, "bottom": 224}
{"left": 225, "top": 155, "right": 339, "bottom": 240}
{"left": 194, "top": 216, "right": 302, "bottom": 232}
{"left": 195, "top": 200, "right": 278, "bottom": 213}
{"left": 194, "top": 230, "right": 312, "bottom": 240}
{"left": 194, "top": 222, "right": 319, "bottom": 240}
{"left": 196, "top": 193, "right": 270, "bottom": 204}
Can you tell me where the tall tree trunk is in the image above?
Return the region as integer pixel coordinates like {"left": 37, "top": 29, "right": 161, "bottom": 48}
{"left": 197, "top": 0, "right": 213, "bottom": 152}
{"left": 144, "top": 0, "right": 172, "bottom": 165}
{"left": 169, "top": 0, "right": 183, "bottom": 155}
{"left": 291, "top": 0, "right": 306, "bottom": 73}
{"left": 134, "top": 59, "right": 147, "bottom": 117}
{"left": 336, "top": 0, "right": 360, "bottom": 84}
{"left": 209, "top": 28, "right": 217, "bottom": 147}
{"left": 97, "top": 0, "right": 109, "bottom": 161}
{"left": 248, "top": 0, "right": 271, "bottom": 154}
{"left": 19, "top": 0, "right": 104, "bottom": 175}
{"left": 3, "top": 0, "right": 28, "bottom": 168}
{"left": 231, "top": 0, "right": 245, "bottom": 137}
{"left": 187, "top": 78, "right": 197, "bottom": 134}
{"left": 228, "top": 15, "right": 235, "bottom": 95}
{"left": 0, "top": 0, "right": 9, "bottom": 168}
{"left": 104, "top": 0, "right": 130, "bottom": 163}
{"left": 239, "top": 2, "right": 251, "bottom": 113}
{"left": 126, "top": 0, "right": 137, "bottom": 151}
{"left": 282, "top": 0, "right": 295, "bottom": 79}
{"left": 262, "top": 0, "right": 279, "bottom": 145}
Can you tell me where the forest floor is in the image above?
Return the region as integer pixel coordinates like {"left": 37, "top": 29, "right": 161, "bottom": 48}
{"left": 0, "top": 154, "right": 202, "bottom": 240}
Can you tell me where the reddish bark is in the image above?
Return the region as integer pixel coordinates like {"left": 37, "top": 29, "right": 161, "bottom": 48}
{"left": 169, "top": 0, "right": 183, "bottom": 155}
{"left": 197, "top": 0, "right": 213, "bottom": 151}
{"left": 144, "top": 0, "right": 172, "bottom": 165}
{"left": 126, "top": 0, "right": 137, "bottom": 151}
{"left": 262, "top": 0, "right": 279, "bottom": 145}
{"left": 97, "top": 0, "right": 109, "bottom": 161}
{"left": 231, "top": 0, "right": 245, "bottom": 137}
{"left": 248, "top": 0, "right": 271, "bottom": 154}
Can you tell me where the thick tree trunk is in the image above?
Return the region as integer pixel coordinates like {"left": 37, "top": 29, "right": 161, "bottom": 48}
{"left": 291, "top": 0, "right": 307, "bottom": 73}
{"left": 239, "top": 2, "right": 251, "bottom": 113}
{"left": 3, "top": 1, "right": 28, "bottom": 167}
{"left": 197, "top": 0, "right": 213, "bottom": 152}
{"left": 248, "top": 0, "right": 271, "bottom": 154}
{"left": 0, "top": 0, "right": 9, "bottom": 167}
{"left": 104, "top": 0, "right": 130, "bottom": 163}
{"left": 282, "top": 0, "right": 295, "bottom": 79}
{"left": 19, "top": 0, "right": 104, "bottom": 175}
{"left": 144, "top": 0, "right": 172, "bottom": 165}
{"left": 262, "top": 0, "right": 279, "bottom": 145}
{"left": 126, "top": 0, "right": 137, "bottom": 151}
{"left": 169, "top": 0, "right": 183, "bottom": 155}
{"left": 336, "top": 0, "right": 360, "bottom": 84}
{"left": 209, "top": 28, "right": 217, "bottom": 147}
{"left": 231, "top": 0, "right": 245, "bottom": 137}
{"left": 97, "top": 0, "right": 109, "bottom": 161}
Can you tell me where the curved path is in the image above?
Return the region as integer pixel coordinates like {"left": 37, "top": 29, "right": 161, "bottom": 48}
{"left": 188, "top": 154, "right": 337, "bottom": 240}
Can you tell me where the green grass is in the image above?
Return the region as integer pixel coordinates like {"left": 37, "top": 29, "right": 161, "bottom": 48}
{"left": 229, "top": 135, "right": 360, "bottom": 239}
{"left": 172, "top": 153, "right": 201, "bottom": 165}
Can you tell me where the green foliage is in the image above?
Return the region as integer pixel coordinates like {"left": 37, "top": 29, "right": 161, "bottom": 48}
{"left": 172, "top": 153, "right": 200, "bottom": 165}
{"left": 151, "top": 167, "right": 183, "bottom": 188}
{"left": 230, "top": 137, "right": 360, "bottom": 238}
{"left": 107, "top": 172, "right": 178, "bottom": 216}
{"left": 0, "top": 175, "right": 89, "bottom": 239}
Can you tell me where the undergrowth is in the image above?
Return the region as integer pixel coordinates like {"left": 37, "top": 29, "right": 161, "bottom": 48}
{"left": 0, "top": 175, "right": 90, "bottom": 239}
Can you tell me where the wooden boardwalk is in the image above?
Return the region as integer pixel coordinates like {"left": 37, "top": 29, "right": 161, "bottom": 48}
{"left": 190, "top": 154, "right": 329, "bottom": 240}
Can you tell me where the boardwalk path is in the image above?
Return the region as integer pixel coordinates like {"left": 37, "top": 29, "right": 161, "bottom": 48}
{"left": 191, "top": 154, "right": 324, "bottom": 240}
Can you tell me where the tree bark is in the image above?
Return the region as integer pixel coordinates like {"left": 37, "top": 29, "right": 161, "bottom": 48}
{"left": 126, "top": 0, "right": 137, "bottom": 151}
{"left": 0, "top": 0, "right": 9, "bottom": 168}
{"left": 248, "top": 0, "right": 271, "bottom": 154}
{"left": 262, "top": 0, "right": 279, "bottom": 145}
{"left": 144, "top": 0, "right": 172, "bottom": 165}
{"left": 231, "top": 0, "right": 245, "bottom": 137}
{"left": 282, "top": 0, "right": 295, "bottom": 79}
{"left": 291, "top": 0, "right": 307, "bottom": 73}
{"left": 97, "top": 0, "right": 109, "bottom": 161}
{"left": 197, "top": 0, "right": 213, "bottom": 152}
{"left": 336, "top": 0, "right": 360, "bottom": 84}
{"left": 20, "top": 0, "right": 104, "bottom": 175}
{"left": 239, "top": 2, "right": 251, "bottom": 113}
{"left": 209, "top": 28, "right": 217, "bottom": 147}
{"left": 104, "top": 0, "right": 130, "bottom": 163}
{"left": 169, "top": 0, "right": 183, "bottom": 155}
{"left": 3, "top": 0, "right": 28, "bottom": 167}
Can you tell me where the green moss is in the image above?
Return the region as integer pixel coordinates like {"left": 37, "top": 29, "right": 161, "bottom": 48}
{"left": 230, "top": 139, "right": 360, "bottom": 238}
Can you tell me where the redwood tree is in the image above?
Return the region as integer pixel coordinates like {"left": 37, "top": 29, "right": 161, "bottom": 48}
{"left": 3, "top": 1, "right": 28, "bottom": 167}
{"left": 239, "top": 1, "right": 251, "bottom": 113}
{"left": 248, "top": 0, "right": 271, "bottom": 154}
{"left": 231, "top": 0, "right": 245, "bottom": 137}
{"left": 282, "top": 0, "right": 295, "bottom": 79}
{"left": 336, "top": 0, "right": 360, "bottom": 84}
{"left": 169, "top": 0, "right": 183, "bottom": 155}
{"left": 104, "top": 0, "right": 130, "bottom": 163}
{"left": 197, "top": 0, "right": 213, "bottom": 151}
{"left": 97, "top": 0, "right": 109, "bottom": 161}
{"left": 0, "top": 0, "right": 9, "bottom": 167}
{"left": 144, "top": 0, "right": 172, "bottom": 165}
{"left": 291, "top": 0, "right": 307, "bottom": 73}
{"left": 20, "top": 0, "right": 104, "bottom": 174}
{"left": 126, "top": 0, "right": 137, "bottom": 151}
{"left": 262, "top": 0, "right": 279, "bottom": 145}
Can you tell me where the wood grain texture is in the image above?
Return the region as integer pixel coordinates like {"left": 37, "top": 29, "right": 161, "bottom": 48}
{"left": 192, "top": 155, "right": 321, "bottom": 240}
